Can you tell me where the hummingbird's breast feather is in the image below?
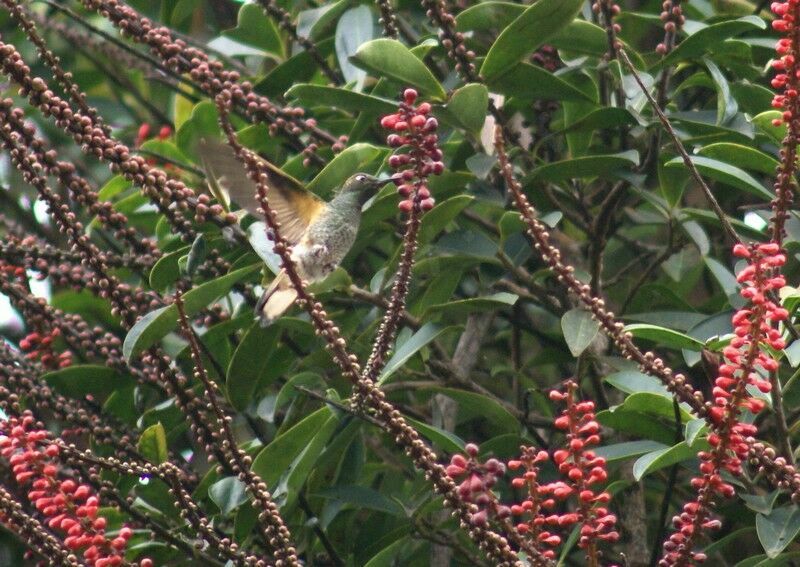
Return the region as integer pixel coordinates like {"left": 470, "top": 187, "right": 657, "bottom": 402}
{"left": 293, "top": 203, "right": 361, "bottom": 281}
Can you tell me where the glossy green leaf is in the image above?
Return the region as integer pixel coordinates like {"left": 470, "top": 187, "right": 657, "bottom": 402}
{"left": 138, "top": 423, "right": 168, "bottom": 464}
{"left": 527, "top": 150, "right": 639, "bottom": 183}
{"left": 594, "top": 440, "right": 668, "bottom": 463}
{"left": 425, "top": 387, "right": 519, "bottom": 434}
{"left": 314, "top": 485, "right": 403, "bottom": 517}
{"left": 378, "top": 323, "right": 448, "bottom": 384}
{"left": 656, "top": 16, "right": 767, "bottom": 68}
{"left": 307, "top": 143, "right": 383, "bottom": 197}
{"left": 480, "top": 0, "right": 584, "bottom": 81}
{"left": 752, "top": 111, "right": 787, "bottom": 143}
{"left": 757, "top": 506, "right": 800, "bottom": 558}
{"left": 407, "top": 417, "right": 465, "bottom": 453}
{"left": 490, "top": 63, "right": 596, "bottom": 102}
{"left": 149, "top": 245, "right": 191, "bottom": 291}
{"left": 633, "top": 441, "right": 705, "bottom": 480}
{"left": 226, "top": 322, "right": 282, "bottom": 411}
{"left": 697, "top": 143, "right": 780, "bottom": 175}
{"left": 123, "top": 264, "right": 260, "bottom": 360}
{"left": 664, "top": 156, "right": 772, "bottom": 200}
{"left": 418, "top": 195, "right": 473, "bottom": 244}
{"left": 223, "top": 3, "right": 283, "bottom": 56}
{"left": 427, "top": 293, "right": 518, "bottom": 317}
{"left": 624, "top": 323, "right": 705, "bottom": 351}
{"left": 209, "top": 477, "right": 249, "bottom": 516}
{"left": 286, "top": 85, "right": 396, "bottom": 114}
{"left": 43, "top": 365, "right": 135, "bottom": 399}
{"left": 252, "top": 407, "right": 331, "bottom": 486}
{"left": 351, "top": 39, "right": 446, "bottom": 99}
{"left": 561, "top": 308, "right": 600, "bottom": 357}
{"left": 335, "top": 6, "right": 374, "bottom": 87}
{"left": 444, "top": 84, "right": 489, "bottom": 132}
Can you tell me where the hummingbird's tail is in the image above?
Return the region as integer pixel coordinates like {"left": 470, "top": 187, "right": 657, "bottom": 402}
{"left": 255, "top": 271, "right": 297, "bottom": 326}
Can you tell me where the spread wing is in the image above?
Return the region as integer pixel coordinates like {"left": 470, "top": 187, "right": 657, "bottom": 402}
{"left": 197, "top": 139, "right": 325, "bottom": 244}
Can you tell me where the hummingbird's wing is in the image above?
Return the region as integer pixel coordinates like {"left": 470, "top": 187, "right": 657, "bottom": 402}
{"left": 197, "top": 139, "right": 325, "bottom": 244}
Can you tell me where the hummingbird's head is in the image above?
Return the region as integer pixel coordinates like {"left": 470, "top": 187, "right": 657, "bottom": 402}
{"left": 342, "top": 173, "right": 393, "bottom": 204}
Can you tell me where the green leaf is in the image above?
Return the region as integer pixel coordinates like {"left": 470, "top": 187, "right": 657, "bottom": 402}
{"left": 624, "top": 323, "right": 705, "bottom": 351}
{"left": 43, "top": 365, "right": 135, "bottom": 399}
{"left": 351, "top": 39, "right": 446, "bottom": 99}
{"left": 307, "top": 143, "right": 383, "bottom": 197}
{"left": 427, "top": 293, "right": 518, "bottom": 317}
{"left": 752, "top": 111, "right": 787, "bottom": 143}
{"left": 418, "top": 195, "right": 473, "bottom": 245}
{"left": 633, "top": 441, "right": 705, "bottom": 480}
{"left": 445, "top": 84, "right": 489, "bottom": 132}
{"left": 697, "top": 143, "right": 780, "bottom": 175}
{"left": 561, "top": 308, "right": 600, "bottom": 357}
{"left": 664, "top": 156, "right": 772, "bottom": 200}
{"left": 757, "top": 506, "right": 800, "bottom": 558}
{"left": 378, "top": 323, "right": 448, "bottom": 384}
{"left": 490, "top": 63, "right": 596, "bottom": 102}
{"left": 313, "top": 485, "right": 404, "bottom": 517}
{"left": 527, "top": 150, "right": 639, "bottom": 183}
{"left": 149, "top": 245, "right": 191, "bottom": 291}
{"left": 252, "top": 407, "right": 331, "bottom": 486}
{"left": 656, "top": 16, "right": 767, "bottom": 68}
{"left": 480, "top": 0, "right": 584, "bottom": 81}
{"left": 594, "top": 440, "right": 668, "bottom": 463}
{"left": 605, "top": 370, "right": 671, "bottom": 397}
{"left": 255, "top": 39, "right": 335, "bottom": 98}
{"left": 704, "top": 58, "right": 737, "bottom": 125}
{"left": 456, "top": 2, "right": 524, "bottom": 32}
{"left": 226, "top": 322, "right": 282, "bottom": 411}
{"left": 123, "top": 264, "right": 260, "bottom": 360}
{"left": 406, "top": 417, "right": 465, "bottom": 453}
{"left": 138, "top": 423, "right": 168, "bottom": 464}
{"left": 685, "top": 418, "right": 708, "bottom": 447}
{"left": 335, "top": 6, "right": 374, "bottom": 87}
{"left": 209, "top": 477, "right": 249, "bottom": 516}
{"left": 425, "top": 387, "right": 519, "bottom": 434}
{"left": 286, "top": 85, "right": 396, "bottom": 114}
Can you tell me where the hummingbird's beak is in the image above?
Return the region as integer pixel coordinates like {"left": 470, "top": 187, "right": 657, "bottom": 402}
{"left": 376, "top": 177, "right": 394, "bottom": 188}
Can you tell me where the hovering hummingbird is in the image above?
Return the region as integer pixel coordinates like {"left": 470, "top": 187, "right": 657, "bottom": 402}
{"left": 198, "top": 140, "right": 392, "bottom": 325}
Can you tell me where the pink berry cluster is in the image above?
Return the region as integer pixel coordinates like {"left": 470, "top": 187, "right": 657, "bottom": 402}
{"left": 446, "top": 443, "right": 511, "bottom": 527}
{"left": 660, "top": 243, "right": 787, "bottom": 565}
{"left": 507, "top": 447, "right": 562, "bottom": 559}
{"left": 380, "top": 88, "right": 442, "bottom": 213}
{"left": 445, "top": 381, "right": 617, "bottom": 561}
{"left": 20, "top": 328, "right": 73, "bottom": 370}
{"left": 549, "top": 381, "right": 619, "bottom": 552}
{"left": 655, "top": 1, "right": 686, "bottom": 55}
{"left": 771, "top": 1, "right": 800, "bottom": 125}
{"left": 0, "top": 412, "right": 151, "bottom": 567}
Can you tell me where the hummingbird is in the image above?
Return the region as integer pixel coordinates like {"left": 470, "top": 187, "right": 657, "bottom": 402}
{"left": 198, "top": 140, "right": 392, "bottom": 325}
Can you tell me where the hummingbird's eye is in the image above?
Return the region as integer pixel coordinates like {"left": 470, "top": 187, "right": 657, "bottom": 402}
{"left": 356, "top": 174, "right": 365, "bottom": 182}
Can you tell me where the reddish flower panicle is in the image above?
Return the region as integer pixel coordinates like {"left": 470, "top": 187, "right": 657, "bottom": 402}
{"left": 507, "top": 447, "right": 559, "bottom": 559}
{"left": 549, "top": 382, "right": 619, "bottom": 553}
{"left": 660, "top": 243, "right": 787, "bottom": 565}
{"left": 381, "top": 88, "right": 443, "bottom": 212}
{"left": 19, "top": 327, "right": 72, "bottom": 369}
{"left": 771, "top": 0, "right": 800, "bottom": 125}
{"left": 445, "top": 443, "right": 511, "bottom": 527}
{"left": 0, "top": 412, "right": 148, "bottom": 567}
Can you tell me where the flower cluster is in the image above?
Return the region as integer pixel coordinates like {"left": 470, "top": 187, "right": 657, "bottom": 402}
{"left": 20, "top": 328, "right": 72, "bottom": 370}
{"left": 446, "top": 443, "right": 511, "bottom": 526}
{"left": 549, "top": 382, "right": 619, "bottom": 552}
{"left": 446, "top": 381, "right": 617, "bottom": 561}
{"left": 381, "top": 88, "right": 442, "bottom": 212}
{"left": 656, "top": 0, "right": 686, "bottom": 55}
{"left": 660, "top": 243, "right": 787, "bottom": 565}
{"left": 771, "top": 0, "right": 800, "bottom": 125}
{"left": 0, "top": 412, "right": 151, "bottom": 567}
{"left": 508, "top": 447, "right": 561, "bottom": 559}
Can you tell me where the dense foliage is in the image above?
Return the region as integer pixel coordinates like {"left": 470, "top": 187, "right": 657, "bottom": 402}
{"left": 3, "top": 0, "right": 800, "bottom": 565}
